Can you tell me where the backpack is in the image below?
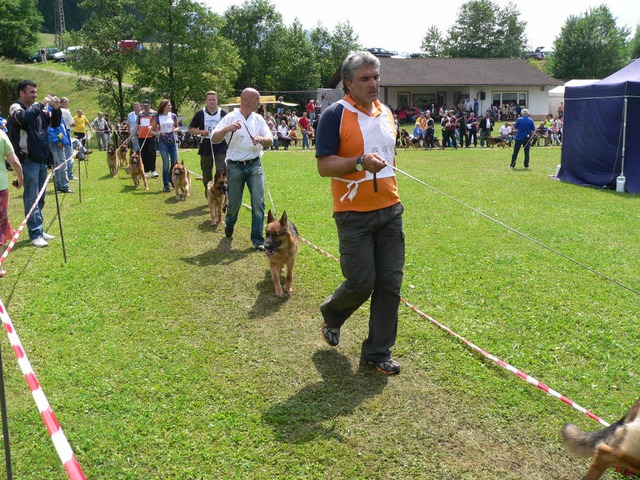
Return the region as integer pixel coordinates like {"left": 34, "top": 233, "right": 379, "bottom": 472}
{"left": 7, "top": 104, "right": 26, "bottom": 160}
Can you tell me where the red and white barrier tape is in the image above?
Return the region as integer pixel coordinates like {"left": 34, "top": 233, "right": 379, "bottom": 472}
{"left": 265, "top": 207, "right": 611, "bottom": 427}
{"left": 0, "top": 299, "right": 86, "bottom": 479}
{"left": 0, "top": 151, "right": 77, "bottom": 276}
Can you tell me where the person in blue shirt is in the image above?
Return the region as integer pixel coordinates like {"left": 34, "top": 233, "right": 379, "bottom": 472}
{"left": 509, "top": 108, "right": 536, "bottom": 169}
{"left": 48, "top": 107, "right": 74, "bottom": 193}
{"left": 412, "top": 122, "right": 424, "bottom": 146}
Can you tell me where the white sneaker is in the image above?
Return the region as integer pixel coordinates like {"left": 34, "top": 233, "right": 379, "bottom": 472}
{"left": 151, "top": 171, "right": 159, "bottom": 178}
{"left": 42, "top": 232, "right": 55, "bottom": 241}
{"left": 31, "top": 237, "right": 49, "bottom": 248}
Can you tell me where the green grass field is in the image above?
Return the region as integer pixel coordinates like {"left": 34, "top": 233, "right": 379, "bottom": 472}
{"left": 0, "top": 139, "right": 637, "bottom": 479}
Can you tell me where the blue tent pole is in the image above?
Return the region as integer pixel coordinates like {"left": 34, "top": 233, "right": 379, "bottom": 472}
{"left": 616, "top": 96, "right": 628, "bottom": 193}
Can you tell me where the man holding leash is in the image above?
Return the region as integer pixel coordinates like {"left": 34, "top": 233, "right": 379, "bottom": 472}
{"left": 189, "top": 91, "right": 228, "bottom": 196}
{"left": 211, "top": 88, "right": 272, "bottom": 251}
{"left": 315, "top": 51, "right": 405, "bottom": 375}
{"left": 510, "top": 108, "right": 536, "bottom": 169}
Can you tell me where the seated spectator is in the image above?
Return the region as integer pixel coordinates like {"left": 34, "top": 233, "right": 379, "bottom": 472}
{"left": 500, "top": 122, "right": 513, "bottom": 146}
{"left": 412, "top": 122, "right": 425, "bottom": 143}
{"left": 288, "top": 126, "right": 299, "bottom": 147}
{"left": 399, "top": 129, "right": 410, "bottom": 148}
{"left": 276, "top": 120, "right": 290, "bottom": 150}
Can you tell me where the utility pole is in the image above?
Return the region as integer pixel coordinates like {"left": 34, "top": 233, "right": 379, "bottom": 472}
{"left": 54, "top": 0, "right": 66, "bottom": 49}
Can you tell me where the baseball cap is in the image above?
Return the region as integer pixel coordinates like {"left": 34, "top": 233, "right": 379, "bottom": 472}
{"left": 141, "top": 99, "right": 150, "bottom": 105}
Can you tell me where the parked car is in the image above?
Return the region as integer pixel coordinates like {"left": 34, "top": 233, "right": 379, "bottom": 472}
{"left": 63, "top": 45, "right": 83, "bottom": 56}
{"left": 117, "top": 40, "right": 141, "bottom": 51}
{"left": 366, "top": 47, "right": 398, "bottom": 58}
{"left": 27, "top": 47, "right": 66, "bottom": 63}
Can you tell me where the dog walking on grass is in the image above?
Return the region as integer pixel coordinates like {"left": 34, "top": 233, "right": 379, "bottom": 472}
{"left": 562, "top": 398, "right": 640, "bottom": 479}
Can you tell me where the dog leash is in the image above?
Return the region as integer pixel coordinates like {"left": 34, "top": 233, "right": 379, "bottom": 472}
{"left": 243, "top": 122, "right": 278, "bottom": 218}
{"left": 388, "top": 163, "right": 640, "bottom": 298}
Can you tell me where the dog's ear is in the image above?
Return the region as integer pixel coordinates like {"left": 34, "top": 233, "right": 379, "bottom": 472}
{"left": 279, "top": 210, "right": 288, "bottom": 225}
{"left": 267, "top": 210, "right": 275, "bottom": 223}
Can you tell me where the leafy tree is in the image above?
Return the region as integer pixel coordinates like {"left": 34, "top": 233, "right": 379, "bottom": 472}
{"left": 310, "top": 21, "right": 360, "bottom": 86}
{"left": 421, "top": 0, "right": 526, "bottom": 58}
{"left": 550, "top": 5, "right": 630, "bottom": 80}
{"left": 629, "top": 24, "right": 640, "bottom": 59}
{"left": 71, "top": 0, "right": 140, "bottom": 119}
{"left": 271, "top": 19, "right": 319, "bottom": 92}
{"left": 0, "top": 0, "right": 43, "bottom": 59}
{"left": 421, "top": 26, "right": 444, "bottom": 57}
{"left": 134, "top": 0, "right": 241, "bottom": 115}
{"left": 221, "top": 0, "right": 284, "bottom": 91}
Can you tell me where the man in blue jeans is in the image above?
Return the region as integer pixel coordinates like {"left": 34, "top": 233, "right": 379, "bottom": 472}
{"left": 211, "top": 88, "right": 273, "bottom": 250}
{"left": 8, "top": 80, "right": 57, "bottom": 248}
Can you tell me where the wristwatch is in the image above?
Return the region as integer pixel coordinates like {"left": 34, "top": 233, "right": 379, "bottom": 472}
{"left": 355, "top": 155, "right": 365, "bottom": 172}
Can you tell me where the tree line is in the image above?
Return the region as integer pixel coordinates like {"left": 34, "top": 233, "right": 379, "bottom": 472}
{"left": 421, "top": 1, "right": 640, "bottom": 80}
{"left": 2, "top": 0, "right": 639, "bottom": 119}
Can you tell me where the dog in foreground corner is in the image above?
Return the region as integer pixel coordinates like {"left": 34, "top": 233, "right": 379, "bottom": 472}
{"left": 562, "top": 398, "right": 640, "bottom": 479}
{"left": 264, "top": 210, "right": 300, "bottom": 297}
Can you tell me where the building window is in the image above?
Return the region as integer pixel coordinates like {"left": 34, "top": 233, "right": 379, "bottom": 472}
{"left": 397, "top": 92, "right": 410, "bottom": 108}
{"left": 413, "top": 93, "right": 435, "bottom": 110}
{"left": 492, "top": 92, "right": 528, "bottom": 108}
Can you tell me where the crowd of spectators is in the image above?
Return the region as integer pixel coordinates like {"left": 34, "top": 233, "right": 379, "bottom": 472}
{"left": 394, "top": 103, "right": 564, "bottom": 150}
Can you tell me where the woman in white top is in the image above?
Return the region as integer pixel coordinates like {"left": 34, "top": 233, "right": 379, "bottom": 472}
{"left": 153, "top": 100, "right": 180, "bottom": 192}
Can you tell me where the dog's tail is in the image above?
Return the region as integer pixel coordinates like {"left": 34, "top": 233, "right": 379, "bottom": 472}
{"left": 562, "top": 419, "right": 625, "bottom": 458}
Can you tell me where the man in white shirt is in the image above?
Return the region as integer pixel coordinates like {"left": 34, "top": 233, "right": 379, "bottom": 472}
{"left": 126, "top": 102, "right": 141, "bottom": 152}
{"left": 59, "top": 97, "right": 76, "bottom": 180}
{"left": 212, "top": 88, "right": 273, "bottom": 250}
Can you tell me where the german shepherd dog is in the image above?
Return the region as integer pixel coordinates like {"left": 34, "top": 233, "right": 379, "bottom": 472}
{"left": 106, "top": 144, "right": 119, "bottom": 177}
{"left": 206, "top": 171, "right": 228, "bottom": 226}
{"left": 562, "top": 398, "right": 640, "bottom": 479}
{"left": 486, "top": 136, "right": 507, "bottom": 148}
{"left": 117, "top": 143, "right": 128, "bottom": 168}
{"left": 264, "top": 210, "right": 300, "bottom": 297}
{"left": 171, "top": 161, "right": 191, "bottom": 201}
{"left": 126, "top": 150, "right": 148, "bottom": 190}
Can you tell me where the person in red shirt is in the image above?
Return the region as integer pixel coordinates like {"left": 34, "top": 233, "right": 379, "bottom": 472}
{"left": 298, "top": 112, "right": 310, "bottom": 150}
{"left": 306, "top": 99, "right": 315, "bottom": 121}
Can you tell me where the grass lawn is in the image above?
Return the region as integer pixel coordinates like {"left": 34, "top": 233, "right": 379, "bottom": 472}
{"left": 0, "top": 138, "right": 638, "bottom": 479}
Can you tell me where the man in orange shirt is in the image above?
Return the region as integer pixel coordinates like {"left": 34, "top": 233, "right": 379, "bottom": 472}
{"left": 315, "top": 51, "right": 405, "bottom": 375}
{"left": 137, "top": 99, "right": 158, "bottom": 178}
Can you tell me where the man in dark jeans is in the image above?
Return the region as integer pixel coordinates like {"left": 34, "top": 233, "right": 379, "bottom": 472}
{"left": 189, "top": 91, "right": 228, "bottom": 196}
{"left": 316, "top": 51, "right": 405, "bottom": 375}
{"left": 8, "top": 80, "right": 57, "bottom": 247}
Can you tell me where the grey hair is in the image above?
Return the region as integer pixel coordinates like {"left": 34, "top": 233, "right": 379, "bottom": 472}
{"left": 341, "top": 51, "right": 380, "bottom": 94}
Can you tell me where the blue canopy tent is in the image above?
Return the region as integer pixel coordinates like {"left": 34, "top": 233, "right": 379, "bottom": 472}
{"left": 559, "top": 59, "right": 640, "bottom": 193}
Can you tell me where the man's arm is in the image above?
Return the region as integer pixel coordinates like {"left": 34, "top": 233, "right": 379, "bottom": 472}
{"left": 188, "top": 110, "right": 207, "bottom": 137}
{"left": 5, "top": 151, "right": 23, "bottom": 189}
{"left": 317, "top": 153, "right": 387, "bottom": 177}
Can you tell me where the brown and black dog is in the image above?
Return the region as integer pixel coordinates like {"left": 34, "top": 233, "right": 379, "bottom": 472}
{"left": 106, "top": 145, "right": 119, "bottom": 177}
{"left": 126, "top": 150, "right": 148, "bottom": 190}
{"left": 264, "top": 210, "right": 300, "bottom": 297}
{"left": 562, "top": 398, "right": 640, "bottom": 479}
{"left": 206, "top": 171, "right": 228, "bottom": 226}
{"left": 486, "top": 136, "right": 507, "bottom": 148}
{"left": 117, "top": 143, "right": 128, "bottom": 168}
{"left": 171, "top": 161, "right": 191, "bottom": 201}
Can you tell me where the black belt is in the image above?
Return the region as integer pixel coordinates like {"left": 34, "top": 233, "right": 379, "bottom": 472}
{"left": 230, "top": 157, "right": 259, "bottom": 166}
